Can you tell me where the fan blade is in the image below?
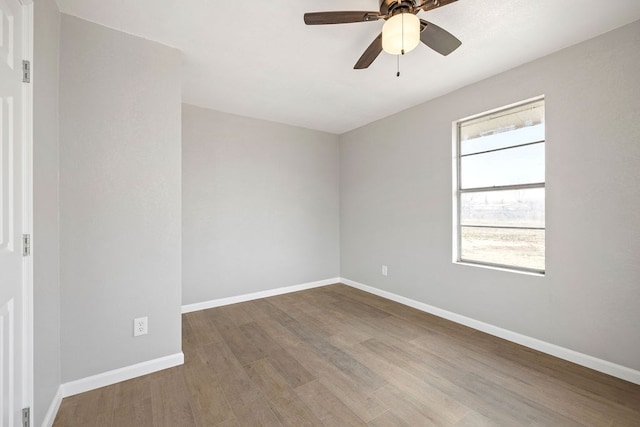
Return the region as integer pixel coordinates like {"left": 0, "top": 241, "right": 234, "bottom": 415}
{"left": 422, "top": 0, "right": 458, "bottom": 12}
{"left": 304, "top": 11, "right": 380, "bottom": 25}
{"left": 419, "top": 20, "right": 461, "bottom": 56}
{"left": 354, "top": 33, "right": 383, "bottom": 69}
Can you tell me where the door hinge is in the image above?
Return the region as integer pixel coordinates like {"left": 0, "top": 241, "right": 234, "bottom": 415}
{"left": 22, "top": 234, "right": 30, "bottom": 257}
{"left": 22, "top": 407, "right": 30, "bottom": 427}
{"left": 22, "top": 60, "right": 30, "bottom": 83}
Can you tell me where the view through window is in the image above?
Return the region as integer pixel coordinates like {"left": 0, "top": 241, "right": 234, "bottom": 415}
{"left": 455, "top": 99, "right": 545, "bottom": 273}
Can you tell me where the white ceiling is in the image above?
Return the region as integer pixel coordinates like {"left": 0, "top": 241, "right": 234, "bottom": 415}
{"left": 56, "top": 0, "right": 640, "bottom": 134}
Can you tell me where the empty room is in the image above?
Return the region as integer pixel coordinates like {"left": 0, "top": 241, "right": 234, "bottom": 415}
{"left": 1, "top": 0, "right": 639, "bottom": 426}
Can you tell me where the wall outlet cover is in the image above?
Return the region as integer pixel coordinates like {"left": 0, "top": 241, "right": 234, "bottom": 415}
{"left": 134, "top": 316, "right": 148, "bottom": 337}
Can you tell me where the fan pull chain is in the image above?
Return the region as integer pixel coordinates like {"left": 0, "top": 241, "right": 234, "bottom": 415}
{"left": 401, "top": 12, "right": 405, "bottom": 55}
{"left": 398, "top": 11, "right": 404, "bottom": 77}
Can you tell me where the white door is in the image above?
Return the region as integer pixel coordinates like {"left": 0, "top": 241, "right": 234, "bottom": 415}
{"left": 0, "top": 0, "right": 31, "bottom": 425}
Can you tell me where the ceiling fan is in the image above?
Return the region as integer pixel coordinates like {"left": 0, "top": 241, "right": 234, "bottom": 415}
{"left": 304, "top": 0, "right": 461, "bottom": 69}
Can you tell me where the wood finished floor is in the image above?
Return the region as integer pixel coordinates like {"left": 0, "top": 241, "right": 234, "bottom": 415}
{"left": 53, "top": 284, "right": 640, "bottom": 426}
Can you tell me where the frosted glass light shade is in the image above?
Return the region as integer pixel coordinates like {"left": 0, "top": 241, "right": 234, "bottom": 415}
{"left": 382, "top": 13, "right": 420, "bottom": 55}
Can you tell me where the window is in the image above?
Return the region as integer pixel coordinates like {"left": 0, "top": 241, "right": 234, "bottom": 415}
{"left": 454, "top": 98, "right": 545, "bottom": 274}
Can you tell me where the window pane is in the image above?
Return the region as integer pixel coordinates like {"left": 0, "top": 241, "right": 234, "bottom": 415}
{"left": 460, "top": 227, "right": 545, "bottom": 271}
{"left": 461, "top": 124, "right": 545, "bottom": 155}
{"left": 460, "top": 143, "right": 544, "bottom": 189}
{"left": 461, "top": 188, "right": 544, "bottom": 228}
{"left": 461, "top": 101, "right": 544, "bottom": 155}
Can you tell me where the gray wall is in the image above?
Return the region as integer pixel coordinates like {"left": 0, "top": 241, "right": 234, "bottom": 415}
{"left": 60, "top": 15, "right": 182, "bottom": 382}
{"left": 34, "top": 0, "right": 60, "bottom": 424}
{"left": 182, "top": 104, "right": 340, "bottom": 305}
{"left": 340, "top": 20, "right": 640, "bottom": 371}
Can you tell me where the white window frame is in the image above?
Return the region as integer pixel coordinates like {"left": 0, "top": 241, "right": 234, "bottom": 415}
{"left": 453, "top": 97, "right": 546, "bottom": 275}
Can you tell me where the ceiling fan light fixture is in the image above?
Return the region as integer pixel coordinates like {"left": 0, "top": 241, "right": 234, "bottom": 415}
{"left": 382, "top": 13, "right": 420, "bottom": 55}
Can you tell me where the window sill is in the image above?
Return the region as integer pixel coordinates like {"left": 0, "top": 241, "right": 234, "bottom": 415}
{"left": 454, "top": 260, "right": 545, "bottom": 277}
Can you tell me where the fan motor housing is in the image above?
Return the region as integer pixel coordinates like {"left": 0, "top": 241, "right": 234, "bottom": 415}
{"left": 379, "top": 0, "right": 416, "bottom": 15}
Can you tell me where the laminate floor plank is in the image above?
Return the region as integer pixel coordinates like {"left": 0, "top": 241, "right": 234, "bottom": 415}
{"left": 454, "top": 410, "right": 502, "bottom": 427}
{"left": 257, "top": 299, "right": 387, "bottom": 392}
{"left": 319, "top": 291, "right": 393, "bottom": 321}
{"left": 295, "top": 380, "right": 367, "bottom": 427}
{"left": 207, "top": 309, "right": 267, "bottom": 366}
{"left": 361, "top": 337, "right": 584, "bottom": 426}
{"left": 294, "top": 293, "right": 414, "bottom": 346}
{"left": 359, "top": 336, "right": 572, "bottom": 427}
{"left": 52, "top": 399, "right": 77, "bottom": 426}
{"left": 316, "top": 370, "right": 388, "bottom": 423}
{"left": 251, "top": 298, "right": 298, "bottom": 325}
{"left": 181, "top": 315, "right": 199, "bottom": 356}
{"left": 184, "top": 310, "right": 224, "bottom": 349}
{"left": 183, "top": 353, "right": 235, "bottom": 426}
{"left": 277, "top": 292, "right": 373, "bottom": 347}
{"left": 213, "top": 302, "right": 260, "bottom": 327}
{"left": 149, "top": 367, "right": 197, "bottom": 427}
{"left": 239, "top": 321, "right": 316, "bottom": 388}
{"left": 471, "top": 335, "right": 640, "bottom": 425}
{"left": 256, "top": 315, "right": 305, "bottom": 349}
{"left": 113, "top": 376, "right": 151, "bottom": 408}
{"left": 259, "top": 310, "right": 388, "bottom": 421}
{"left": 199, "top": 341, "right": 283, "bottom": 426}
{"left": 111, "top": 398, "right": 154, "bottom": 427}
{"left": 112, "top": 377, "right": 154, "bottom": 427}
{"left": 54, "top": 387, "right": 116, "bottom": 427}
{"left": 367, "top": 410, "right": 412, "bottom": 427}
{"left": 245, "top": 358, "right": 323, "bottom": 426}
{"left": 71, "top": 386, "right": 116, "bottom": 427}
{"left": 53, "top": 284, "right": 640, "bottom": 427}
{"left": 285, "top": 319, "right": 386, "bottom": 391}
{"left": 328, "top": 284, "right": 479, "bottom": 340}
{"left": 373, "top": 384, "right": 448, "bottom": 426}
{"left": 298, "top": 288, "right": 392, "bottom": 322}
{"left": 410, "top": 333, "right": 628, "bottom": 426}
{"left": 345, "top": 342, "right": 472, "bottom": 424}
{"left": 212, "top": 417, "right": 242, "bottom": 427}
{"left": 486, "top": 337, "right": 640, "bottom": 411}
{"left": 267, "top": 295, "right": 338, "bottom": 340}
{"left": 361, "top": 337, "right": 467, "bottom": 384}
{"left": 457, "top": 371, "right": 584, "bottom": 426}
{"left": 276, "top": 330, "right": 389, "bottom": 422}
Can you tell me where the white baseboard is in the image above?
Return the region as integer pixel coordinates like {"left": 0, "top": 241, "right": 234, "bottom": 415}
{"left": 42, "top": 386, "right": 63, "bottom": 427}
{"left": 181, "top": 277, "right": 341, "bottom": 314}
{"left": 61, "top": 352, "right": 184, "bottom": 398}
{"left": 340, "top": 277, "right": 640, "bottom": 386}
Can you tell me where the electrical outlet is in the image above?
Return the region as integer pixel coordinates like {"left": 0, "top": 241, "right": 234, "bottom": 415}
{"left": 382, "top": 265, "right": 388, "bottom": 276}
{"left": 134, "top": 316, "right": 148, "bottom": 337}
